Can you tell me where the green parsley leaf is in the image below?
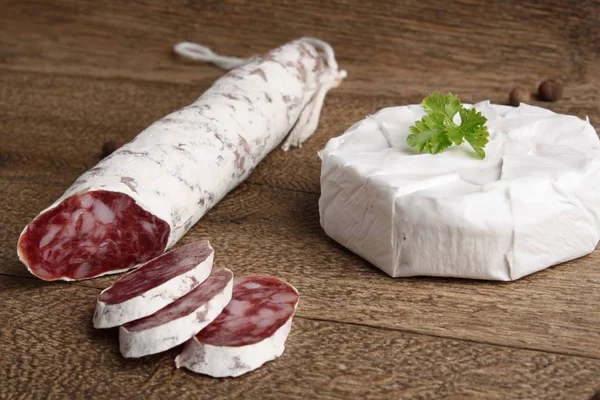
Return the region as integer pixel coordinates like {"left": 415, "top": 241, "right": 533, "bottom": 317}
{"left": 406, "top": 93, "right": 490, "bottom": 159}
{"left": 407, "top": 114, "right": 452, "bottom": 154}
{"left": 460, "top": 107, "right": 490, "bottom": 159}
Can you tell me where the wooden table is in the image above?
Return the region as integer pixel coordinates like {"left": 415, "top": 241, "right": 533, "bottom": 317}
{"left": 1, "top": 1, "right": 600, "bottom": 398}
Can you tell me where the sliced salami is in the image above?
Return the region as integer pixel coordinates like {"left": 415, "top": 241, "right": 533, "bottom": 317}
{"left": 175, "top": 275, "right": 299, "bottom": 378}
{"left": 119, "top": 267, "right": 233, "bottom": 358}
{"left": 17, "top": 37, "right": 346, "bottom": 281}
{"left": 93, "top": 240, "right": 214, "bottom": 329}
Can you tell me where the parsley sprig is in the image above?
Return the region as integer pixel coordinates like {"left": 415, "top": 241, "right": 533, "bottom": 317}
{"left": 406, "top": 93, "right": 490, "bottom": 159}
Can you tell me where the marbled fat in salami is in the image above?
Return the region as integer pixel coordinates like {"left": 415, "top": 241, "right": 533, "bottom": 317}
{"left": 17, "top": 38, "right": 345, "bottom": 280}
{"left": 93, "top": 240, "right": 214, "bottom": 329}
{"left": 175, "top": 275, "right": 299, "bottom": 377}
{"left": 119, "top": 267, "right": 233, "bottom": 358}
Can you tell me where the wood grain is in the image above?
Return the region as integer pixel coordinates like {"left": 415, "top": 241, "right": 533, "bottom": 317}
{"left": 2, "top": 1, "right": 599, "bottom": 97}
{"left": 0, "top": 274, "right": 42, "bottom": 291}
{"left": 1, "top": 281, "right": 599, "bottom": 399}
{"left": 2, "top": 0, "right": 600, "bottom": 397}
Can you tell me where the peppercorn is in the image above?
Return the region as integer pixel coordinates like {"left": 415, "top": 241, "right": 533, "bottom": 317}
{"left": 102, "top": 140, "right": 121, "bottom": 158}
{"left": 538, "top": 79, "right": 563, "bottom": 102}
{"left": 509, "top": 87, "right": 531, "bottom": 107}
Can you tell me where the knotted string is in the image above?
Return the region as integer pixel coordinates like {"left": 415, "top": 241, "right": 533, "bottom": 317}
{"left": 173, "top": 42, "right": 249, "bottom": 70}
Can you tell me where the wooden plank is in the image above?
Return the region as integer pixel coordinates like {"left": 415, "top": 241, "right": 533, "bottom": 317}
{"left": 0, "top": 282, "right": 599, "bottom": 399}
{"left": 4, "top": 172, "right": 600, "bottom": 359}
{"left": 1, "top": 1, "right": 598, "bottom": 99}
{"left": 2, "top": 0, "right": 600, "bottom": 394}
{"left": 0, "top": 274, "right": 43, "bottom": 291}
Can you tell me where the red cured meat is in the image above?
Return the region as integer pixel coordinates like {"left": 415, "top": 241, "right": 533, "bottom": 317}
{"left": 17, "top": 191, "right": 170, "bottom": 281}
{"left": 197, "top": 276, "right": 299, "bottom": 347}
{"left": 93, "top": 240, "right": 214, "bottom": 329}
{"left": 124, "top": 268, "right": 233, "bottom": 332}
{"left": 119, "top": 267, "right": 234, "bottom": 358}
{"left": 175, "top": 275, "right": 299, "bottom": 377}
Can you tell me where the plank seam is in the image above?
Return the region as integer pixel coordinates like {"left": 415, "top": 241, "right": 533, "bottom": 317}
{"left": 295, "top": 315, "right": 600, "bottom": 361}
{"left": 3, "top": 275, "right": 599, "bottom": 361}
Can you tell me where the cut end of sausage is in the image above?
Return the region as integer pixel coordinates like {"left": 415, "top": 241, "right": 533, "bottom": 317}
{"left": 17, "top": 190, "right": 170, "bottom": 281}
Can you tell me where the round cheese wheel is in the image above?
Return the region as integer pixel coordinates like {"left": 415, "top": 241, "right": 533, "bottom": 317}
{"left": 319, "top": 102, "right": 600, "bottom": 280}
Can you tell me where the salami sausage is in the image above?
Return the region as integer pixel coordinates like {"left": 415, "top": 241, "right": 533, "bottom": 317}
{"left": 175, "top": 275, "right": 299, "bottom": 377}
{"left": 93, "top": 240, "right": 214, "bottom": 329}
{"left": 17, "top": 38, "right": 346, "bottom": 281}
{"left": 119, "top": 267, "right": 233, "bottom": 358}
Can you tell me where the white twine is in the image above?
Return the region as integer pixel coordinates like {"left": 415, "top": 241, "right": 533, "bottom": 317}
{"left": 281, "top": 68, "right": 347, "bottom": 150}
{"left": 173, "top": 41, "right": 249, "bottom": 70}
{"left": 281, "top": 37, "right": 347, "bottom": 150}
{"left": 173, "top": 38, "right": 347, "bottom": 150}
{"left": 300, "top": 37, "right": 339, "bottom": 74}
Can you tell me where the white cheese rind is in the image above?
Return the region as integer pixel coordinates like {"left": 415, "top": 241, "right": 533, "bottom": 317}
{"left": 319, "top": 102, "right": 600, "bottom": 280}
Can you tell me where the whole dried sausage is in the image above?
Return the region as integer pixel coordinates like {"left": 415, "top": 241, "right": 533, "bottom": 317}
{"left": 17, "top": 38, "right": 345, "bottom": 281}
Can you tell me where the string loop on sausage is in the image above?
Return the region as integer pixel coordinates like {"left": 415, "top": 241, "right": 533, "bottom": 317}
{"left": 173, "top": 38, "right": 347, "bottom": 151}
{"left": 281, "top": 38, "right": 347, "bottom": 150}
{"left": 173, "top": 41, "right": 249, "bottom": 71}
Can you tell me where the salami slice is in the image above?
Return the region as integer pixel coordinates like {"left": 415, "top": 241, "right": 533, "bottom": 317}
{"left": 119, "top": 267, "right": 234, "bottom": 358}
{"left": 17, "top": 37, "right": 346, "bottom": 281}
{"left": 175, "top": 275, "right": 299, "bottom": 378}
{"left": 93, "top": 240, "right": 214, "bottom": 329}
